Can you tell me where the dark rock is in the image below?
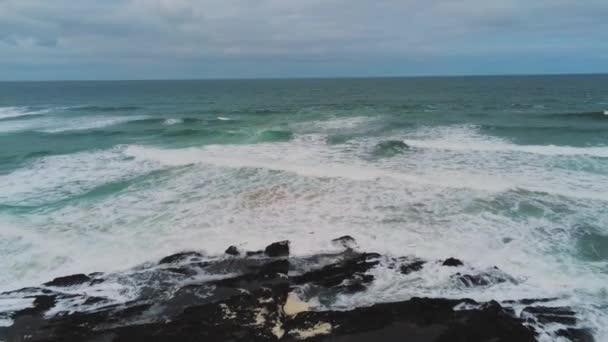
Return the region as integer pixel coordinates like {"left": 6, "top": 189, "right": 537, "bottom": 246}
{"left": 89, "top": 278, "right": 105, "bottom": 286}
{"left": 556, "top": 328, "right": 595, "bottom": 342}
{"left": 442, "top": 257, "right": 463, "bottom": 267}
{"left": 457, "top": 274, "right": 491, "bottom": 287}
{"left": 454, "top": 269, "right": 516, "bottom": 288}
{"left": 225, "top": 245, "right": 240, "bottom": 256}
{"left": 82, "top": 296, "right": 108, "bottom": 306}
{"left": 246, "top": 250, "right": 264, "bottom": 256}
{"left": 292, "top": 252, "right": 380, "bottom": 290}
{"left": 0, "top": 242, "right": 589, "bottom": 342}
{"left": 521, "top": 306, "right": 578, "bottom": 326}
{"left": 285, "top": 297, "right": 535, "bottom": 342}
{"left": 158, "top": 251, "right": 203, "bottom": 264}
{"left": 264, "top": 240, "right": 289, "bottom": 257}
{"left": 331, "top": 235, "right": 357, "bottom": 248}
{"left": 15, "top": 295, "right": 56, "bottom": 316}
{"left": 43, "top": 274, "right": 91, "bottom": 287}
{"left": 503, "top": 298, "right": 559, "bottom": 305}
{"left": 400, "top": 260, "right": 426, "bottom": 275}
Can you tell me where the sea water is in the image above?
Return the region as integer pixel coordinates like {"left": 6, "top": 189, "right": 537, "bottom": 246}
{"left": 1, "top": 76, "right": 607, "bottom": 339}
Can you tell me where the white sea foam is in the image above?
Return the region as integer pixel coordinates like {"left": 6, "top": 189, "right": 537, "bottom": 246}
{"left": 217, "top": 116, "right": 231, "bottom": 121}
{"left": 291, "top": 116, "right": 377, "bottom": 132}
{"left": 0, "top": 113, "right": 147, "bottom": 133}
{"left": 163, "top": 118, "right": 183, "bottom": 125}
{"left": 401, "top": 124, "right": 608, "bottom": 157}
{"left": 1, "top": 123, "right": 608, "bottom": 339}
{"left": 403, "top": 138, "right": 608, "bottom": 158}
{"left": 0, "top": 106, "right": 52, "bottom": 120}
{"left": 0, "top": 147, "right": 161, "bottom": 206}
{"left": 41, "top": 115, "right": 148, "bottom": 133}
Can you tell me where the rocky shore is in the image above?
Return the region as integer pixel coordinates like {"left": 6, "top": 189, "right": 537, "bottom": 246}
{"left": 0, "top": 238, "right": 594, "bottom": 341}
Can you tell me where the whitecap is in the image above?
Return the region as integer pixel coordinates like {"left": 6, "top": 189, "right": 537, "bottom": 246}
{"left": 0, "top": 106, "right": 51, "bottom": 120}
{"left": 401, "top": 125, "right": 608, "bottom": 158}
{"left": 163, "top": 118, "right": 183, "bottom": 125}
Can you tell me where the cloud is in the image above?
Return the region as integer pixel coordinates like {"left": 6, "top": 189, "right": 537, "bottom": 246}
{"left": 0, "top": 0, "right": 607, "bottom": 79}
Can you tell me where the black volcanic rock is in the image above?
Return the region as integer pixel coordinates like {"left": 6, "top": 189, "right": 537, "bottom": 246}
{"left": 43, "top": 274, "right": 91, "bottom": 287}
{"left": 556, "top": 328, "right": 595, "bottom": 342}
{"left": 331, "top": 235, "right": 357, "bottom": 248}
{"left": 442, "top": 257, "right": 464, "bottom": 267}
{"left": 400, "top": 260, "right": 426, "bottom": 275}
{"left": 158, "top": 251, "right": 203, "bottom": 264}
{"left": 226, "top": 245, "right": 240, "bottom": 256}
{"left": 0, "top": 241, "right": 594, "bottom": 342}
{"left": 265, "top": 241, "right": 290, "bottom": 257}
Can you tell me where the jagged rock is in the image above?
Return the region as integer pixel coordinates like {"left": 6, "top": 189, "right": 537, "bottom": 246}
{"left": 442, "top": 257, "right": 463, "bottom": 267}
{"left": 0, "top": 241, "right": 592, "bottom": 342}
{"left": 292, "top": 252, "right": 379, "bottom": 290}
{"left": 400, "top": 260, "right": 426, "bottom": 275}
{"left": 265, "top": 241, "right": 290, "bottom": 257}
{"left": 456, "top": 272, "right": 513, "bottom": 287}
{"left": 522, "top": 306, "right": 578, "bottom": 325}
{"left": 331, "top": 235, "right": 357, "bottom": 248}
{"left": 43, "top": 274, "right": 91, "bottom": 287}
{"left": 225, "top": 245, "right": 240, "bottom": 256}
{"left": 285, "top": 297, "right": 535, "bottom": 342}
{"left": 158, "top": 251, "right": 203, "bottom": 264}
{"left": 556, "top": 328, "right": 595, "bottom": 342}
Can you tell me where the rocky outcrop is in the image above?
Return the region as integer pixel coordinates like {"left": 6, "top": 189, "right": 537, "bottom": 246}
{"left": 265, "top": 240, "right": 290, "bottom": 257}
{"left": 0, "top": 239, "right": 594, "bottom": 342}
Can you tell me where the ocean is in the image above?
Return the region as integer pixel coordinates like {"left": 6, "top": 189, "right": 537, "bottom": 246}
{"left": 1, "top": 75, "right": 608, "bottom": 338}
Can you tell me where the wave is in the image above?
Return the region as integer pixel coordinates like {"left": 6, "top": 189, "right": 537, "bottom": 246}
{"left": 123, "top": 145, "right": 514, "bottom": 193}
{"left": 371, "top": 140, "right": 410, "bottom": 157}
{"left": 256, "top": 130, "right": 294, "bottom": 142}
{"left": 401, "top": 138, "right": 608, "bottom": 158}
{"left": 40, "top": 116, "right": 149, "bottom": 133}
{"left": 66, "top": 106, "right": 140, "bottom": 112}
{"left": 547, "top": 111, "right": 608, "bottom": 120}
{"left": 163, "top": 118, "right": 183, "bottom": 125}
{"left": 162, "top": 129, "right": 205, "bottom": 137}
{"left": 125, "top": 117, "right": 203, "bottom": 125}
{"left": 0, "top": 147, "right": 160, "bottom": 206}
{"left": 0, "top": 107, "right": 51, "bottom": 120}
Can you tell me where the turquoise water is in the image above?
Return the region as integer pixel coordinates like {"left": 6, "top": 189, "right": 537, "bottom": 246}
{"left": 1, "top": 76, "right": 608, "bottom": 337}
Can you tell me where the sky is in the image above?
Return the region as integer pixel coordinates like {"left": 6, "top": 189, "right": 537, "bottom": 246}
{"left": 1, "top": 0, "right": 608, "bottom": 80}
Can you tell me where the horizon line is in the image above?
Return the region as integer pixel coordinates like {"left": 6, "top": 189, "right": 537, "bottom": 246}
{"left": 1, "top": 71, "right": 607, "bottom": 83}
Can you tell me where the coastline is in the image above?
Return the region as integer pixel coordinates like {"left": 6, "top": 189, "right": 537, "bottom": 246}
{"left": 0, "top": 238, "right": 593, "bottom": 342}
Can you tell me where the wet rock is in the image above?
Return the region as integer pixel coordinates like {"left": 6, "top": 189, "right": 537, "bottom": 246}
{"left": 265, "top": 241, "right": 290, "bottom": 257}
{"left": 454, "top": 268, "right": 516, "bottom": 288}
{"left": 556, "top": 328, "right": 595, "bottom": 342}
{"left": 285, "top": 297, "right": 535, "bottom": 342}
{"left": 457, "top": 274, "right": 492, "bottom": 287}
{"left": 292, "top": 252, "right": 380, "bottom": 291}
{"left": 0, "top": 240, "right": 589, "bottom": 342}
{"left": 442, "top": 257, "right": 463, "bottom": 267}
{"left": 225, "top": 245, "right": 240, "bottom": 256}
{"left": 43, "top": 274, "right": 91, "bottom": 287}
{"left": 15, "top": 296, "right": 56, "bottom": 316}
{"left": 246, "top": 250, "right": 264, "bottom": 256}
{"left": 400, "top": 260, "right": 426, "bottom": 275}
{"left": 522, "top": 306, "right": 578, "bottom": 325}
{"left": 331, "top": 235, "right": 357, "bottom": 249}
{"left": 158, "top": 251, "right": 203, "bottom": 264}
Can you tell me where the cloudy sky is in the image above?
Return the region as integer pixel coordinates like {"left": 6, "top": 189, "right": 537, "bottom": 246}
{"left": 1, "top": 0, "right": 607, "bottom": 80}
